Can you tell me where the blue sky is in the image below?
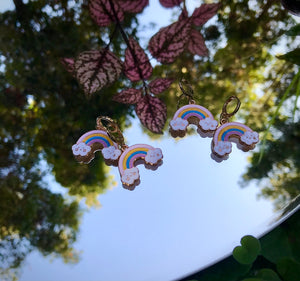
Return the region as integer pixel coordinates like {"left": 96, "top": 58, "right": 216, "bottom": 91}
{"left": 0, "top": 1, "right": 280, "bottom": 280}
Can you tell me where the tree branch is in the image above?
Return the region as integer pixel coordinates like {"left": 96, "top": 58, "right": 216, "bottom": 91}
{"left": 108, "top": 0, "right": 149, "bottom": 93}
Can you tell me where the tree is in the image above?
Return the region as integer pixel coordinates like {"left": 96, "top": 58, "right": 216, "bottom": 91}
{"left": 0, "top": 0, "right": 299, "bottom": 278}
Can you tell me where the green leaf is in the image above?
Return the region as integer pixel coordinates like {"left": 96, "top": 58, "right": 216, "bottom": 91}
{"left": 242, "top": 278, "right": 264, "bottom": 281}
{"left": 256, "top": 269, "right": 282, "bottom": 281}
{"left": 277, "top": 258, "right": 300, "bottom": 281}
{"left": 233, "top": 235, "right": 261, "bottom": 265}
{"left": 260, "top": 227, "right": 293, "bottom": 264}
{"left": 277, "top": 48, "right": 300, "bottom": 65}
{"left": 286, "top": 24, "right": 300, "bottom": 36}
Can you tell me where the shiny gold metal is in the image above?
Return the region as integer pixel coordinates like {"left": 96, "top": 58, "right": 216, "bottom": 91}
{"left": 177, "top": 79, "right": 195, "bottom": 108}
{"left": 96, "top": 116, "right": 127, "bottom": 150}
{"left": 219, "top": 96, "right": 241, "bottom": 125}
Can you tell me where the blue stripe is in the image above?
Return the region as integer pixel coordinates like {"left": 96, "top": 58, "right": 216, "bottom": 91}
{"left": 221, "top": 128, "right": 244, "bottom": 141}
{"left": 86, "top": 136, "right": 110, "bottom": 146}
{"left": 181, "top": 110, "right": 205, "bottom": 119}
{"left": 126, "top": 151, "right": 147, "bottom": 168}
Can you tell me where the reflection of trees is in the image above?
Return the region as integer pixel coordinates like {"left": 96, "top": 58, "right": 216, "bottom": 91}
{"left": 158, "top": 1, "right": 299, "bottom": 210}
{"left": 0, "top": 0, "right": 299, "bottom": 277}
{"left": 243, "top": 117, "right": 300, "bottom": 210}
{"left": 0, "top": 0, "right": 134, "bottom": 277}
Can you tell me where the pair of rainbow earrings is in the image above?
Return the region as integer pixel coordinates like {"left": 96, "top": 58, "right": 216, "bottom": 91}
{"left": 72, "top": 81, "right": 259, "bottom": 190}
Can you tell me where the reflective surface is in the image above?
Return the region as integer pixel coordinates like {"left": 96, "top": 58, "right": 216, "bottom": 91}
{"left": 1, "top": 0, "right": 300, "bottom": 280}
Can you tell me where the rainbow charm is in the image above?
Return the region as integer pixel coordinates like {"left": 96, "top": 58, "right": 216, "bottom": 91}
{"left": 169, "top": 104, "right": 218, "bottom": 138}
{"left": 212, "top": 122, "right": 259, "bottom": 159}
{"left": 72, "top": 130, "right": 121, "bottom": 165}
{"left": 118, "top": 144, "right": 163, "bottom": 190}
{"left": 72, "top": 117, "right": 163, "bottom": 190}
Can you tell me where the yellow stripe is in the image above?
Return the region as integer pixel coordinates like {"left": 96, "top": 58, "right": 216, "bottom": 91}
{"left": 217, "top": 125, "right": 247, "bottom": 141}
{"left": 82, "top": 133, "right": 114, "bottom": 145}
{"left": 177, "top": 107, "right": 209, "bottom": 118}
{"left": 122, "top": 147, "right": 149, "bottom": 170}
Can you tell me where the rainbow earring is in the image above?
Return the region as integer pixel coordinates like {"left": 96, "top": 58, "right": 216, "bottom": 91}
{"left": 169, "top": 80, "right": 218, "bottom": 139}
{"left": 211, "top": 96, "right": 259, "bottom": 162}
{"left": 72, "top": 116, "right": 163, "bottom": 190}
{"left": 169, "top": 81, "right": 259, "bottom": 162}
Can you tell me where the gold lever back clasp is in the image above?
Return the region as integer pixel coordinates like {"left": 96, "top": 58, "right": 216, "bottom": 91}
{"left": 96, "top": 116, "right": 127, "bottom": 150}
{"left": 220, "top": 96, "right": 241, "bottom": 125}
{"left": 177, "top": 79, "right": 195, "bottom": 108}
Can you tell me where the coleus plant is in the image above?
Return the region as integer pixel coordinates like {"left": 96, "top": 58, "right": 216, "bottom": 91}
{"left": 62, "top": 0, "right": 220, "bottom": 133}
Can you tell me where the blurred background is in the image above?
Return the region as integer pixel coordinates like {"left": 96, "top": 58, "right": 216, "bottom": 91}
{"left": 0, "top": 0, "right": 299, "bottom": 280}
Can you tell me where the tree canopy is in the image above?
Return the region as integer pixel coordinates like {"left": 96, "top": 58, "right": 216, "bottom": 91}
{"left": 0, "top": 0, "right": 299, "bottom": 278}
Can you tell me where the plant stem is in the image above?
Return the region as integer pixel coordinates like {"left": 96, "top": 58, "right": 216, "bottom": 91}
{"left": 108, "top": 0, "right": 148, "bottom": 93}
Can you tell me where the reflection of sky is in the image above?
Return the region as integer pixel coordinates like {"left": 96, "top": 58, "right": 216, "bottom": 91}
{"left": 19, "top": 118, "right": 275, "bottom": 281}
{"left": 0, "top": 1, "right": 279, "bottom": 280}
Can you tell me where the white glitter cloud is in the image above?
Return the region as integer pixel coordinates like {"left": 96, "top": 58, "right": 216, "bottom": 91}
{"left": 199, "top": 117, "right": 218, "bottom": 131}
{"left": 72, "top": 142, "right": 91, "bottom": 156}
{"left": 241, "top": 131, "right": 259, "bottom": 146}
{"left": 170, "top": 118, "right": 189, "bottom": 131}
{"left": 213, "top": 141, "right": 232, "bottom": 156}
{"left": 145, "top": 148, "right": 163, "bottom": 165}
{"left": 121, "top": 167, "right": 139, "bottom": 186}
{"left": 102, "top": 146, "right": 122, "bottom": 160}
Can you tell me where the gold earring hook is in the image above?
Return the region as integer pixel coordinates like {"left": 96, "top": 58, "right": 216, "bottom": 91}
{"left": 177, "top": 79, "right": 195, "bottom": 108}
{"left": 96, "top": 116, "right": 127, "bottom": 150}
{"left": 220, "top": 96, "right": 241, "bottom": 125}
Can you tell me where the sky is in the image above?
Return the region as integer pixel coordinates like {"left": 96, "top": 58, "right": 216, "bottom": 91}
{"left": 0, "top": 1, "right": 290, "bottom": 281}
{"left": 17, "top": 117, "right": 276, "bottom": 281}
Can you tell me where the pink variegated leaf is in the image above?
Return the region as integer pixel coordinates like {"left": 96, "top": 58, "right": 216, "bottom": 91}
{"left": 113, "top": 88, "right": 143, "bottom": 104}
{"left": 61, "top": 58, "right": 75, "bottom": 74}
{"left": 148, "top": 18, "right": 192, "bottom": 64}
{"left": 192, "top": 3, "right": 220, "bottom": 26}
{"left": 179, "top": 7, "right": 188, "bottom": 20}
{"left": 89, "top": 0, "right": 124, "bottom": 27}
{"left": 74, "top": 49, "right": 123, "bottom": 96}
{"left": 188, "top": 29, "right": 208, "bottom": 56}
{"left": 124, "top": 37, "right": 153, "bottom": 82}
{"left": 135, "top": 95, "right": 167, "bottom": 133}
{"left": 118, "top": 0, "right": 149, "bottom": 13}
{"left": 159, "top": 0, "right": 183, "bottom": 8}
{"left": 149, "top": 78, "right": 173, "bottom": 95}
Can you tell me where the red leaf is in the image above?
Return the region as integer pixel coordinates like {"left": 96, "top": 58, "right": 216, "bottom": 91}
{"left": 74, "top": 49, "right": 123, "bottom": 96}
{"left": 148, "top": 18, "right": 192, "bottom": 64}
{"left": 61, "top": 58, "right": 75, "bottom": 74}
{"left": 187, "top": 29, "right": 208, "bottom": 56}
{"left": 124, "top": 38, "right": 153, "bottom": 82}
{"left": 135, "top": 95, "right": 167, "bottom": 133}
{"left": 113, "top": 88, "right": 143, "bottom": 104}
{"left": 118, "top": 0, "right": 149, "bottom": 13}
{"left": 192, "top": 3, "right": 220, "bottom": 26}
{"left": 179, "top": 7, "right": 188, "bottom": 20}
{"left": 159, "top": 0, "right": 183, "bottom": 8}
{"left": 148, "top": 78, "right": 173, "bottom": 94}
{"left": 89, "top": 0, "right": 124, "bottom": 27}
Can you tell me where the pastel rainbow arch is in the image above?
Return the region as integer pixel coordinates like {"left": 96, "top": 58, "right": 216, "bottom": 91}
{"left": 77, "top": 130, "right": 115, "bottom": 148}
{"left": 173, "top": 104, "right": 214, "bottom": 121}
{"left": 214, "top": 122, "right": 252, "bottom": 142}
{"left": 212, "top": 122, "right": 259, "bottom": 157}
{"left": 118, "top": 144, "right": 153, "bottom": 175}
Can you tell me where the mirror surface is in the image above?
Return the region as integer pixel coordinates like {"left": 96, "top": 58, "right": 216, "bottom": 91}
{"left": 0, "top": 0, "right": 299, "bottom": 280}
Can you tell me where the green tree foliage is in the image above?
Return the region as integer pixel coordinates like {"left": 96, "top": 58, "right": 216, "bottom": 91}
{"left": 0, "top": 0, "right": 300, "bottom": 277}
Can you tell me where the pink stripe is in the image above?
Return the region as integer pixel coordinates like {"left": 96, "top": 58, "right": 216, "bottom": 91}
{"left": 118, "top": 144, "right": 154, "bottom": 175}
{"left": 213, "top": 122, "right": 251, "bottom": 143}
{"left": 224, "top": 131, "right": 243, "bottom": 141}
{"left": 77, "top": 130, "right": 109, "bottom": 143}
{"left": 87, "top": 139, "right": 107, "bottom": 147}
{"left": 183, "top": 112, "right": 205, "bottom": 120}
{"left": 128, "top": 153, "right": 147, "bottom": 169}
